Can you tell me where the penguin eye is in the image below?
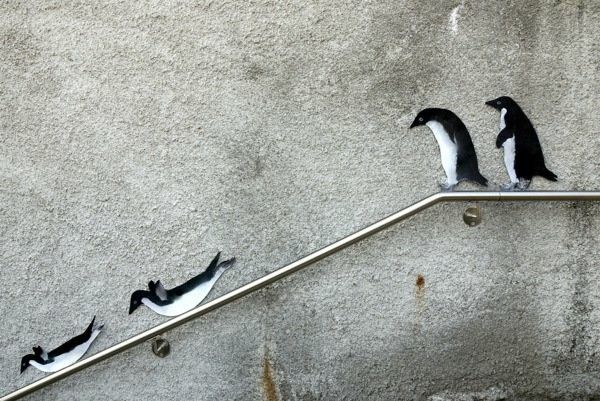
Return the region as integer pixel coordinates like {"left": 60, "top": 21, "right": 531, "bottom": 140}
{"left": 418, "top": 117, "right": 424, "bottom": 122}
{"left": 496, "top": 101, "right": 501, "bottom": 105}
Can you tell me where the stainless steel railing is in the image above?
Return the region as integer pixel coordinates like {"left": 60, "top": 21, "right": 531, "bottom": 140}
{"left": 2, "top": 191, "right": 599, "bottom": 401}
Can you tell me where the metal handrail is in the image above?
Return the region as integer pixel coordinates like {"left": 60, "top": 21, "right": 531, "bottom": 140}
{"left": 2, "top": 191, "right": 599, "bottom": 401}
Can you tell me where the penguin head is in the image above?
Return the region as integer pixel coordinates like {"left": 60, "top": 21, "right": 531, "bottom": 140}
{"left": 129, "top": 290, "right": 147, "bottom": 314}
{"left": 410, "top": 109, "right": 438, "bottom": 128}
{"left": 485, "top": 96, "right": 515, "bottom": 111}
{"left": 20, "top": 354, "right": 37, "bottom": 374}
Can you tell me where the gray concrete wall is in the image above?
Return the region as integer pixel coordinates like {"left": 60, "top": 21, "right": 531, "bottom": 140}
{"left": 1, "top": 0, "right": 599, "bottom": 400}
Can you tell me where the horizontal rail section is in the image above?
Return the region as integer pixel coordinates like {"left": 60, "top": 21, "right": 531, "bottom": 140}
{"left": 2, "top": 191, "right": 599, "bottom": 401}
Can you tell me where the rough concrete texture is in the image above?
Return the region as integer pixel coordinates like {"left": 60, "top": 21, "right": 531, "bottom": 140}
{"left": 1, "top": 0, "right": 599, "bottom": 400}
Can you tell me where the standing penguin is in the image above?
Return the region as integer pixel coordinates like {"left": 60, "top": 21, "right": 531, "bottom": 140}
{"left": 410, "top": 108, "right": 488, "bottom": 190}
{"left": 486, "top": 96, "right": 557, "bottom": 189}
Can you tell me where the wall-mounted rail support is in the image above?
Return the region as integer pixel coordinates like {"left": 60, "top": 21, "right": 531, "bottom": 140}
{"left": 2, "top": 191, "right": 599, "bottom": 401}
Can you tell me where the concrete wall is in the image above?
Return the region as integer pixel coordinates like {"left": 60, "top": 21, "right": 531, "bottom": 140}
{"left": 1, "top": 0, "right": 599, "bottom": 400}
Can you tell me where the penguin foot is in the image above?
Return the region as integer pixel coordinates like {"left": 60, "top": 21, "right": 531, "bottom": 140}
{"left": 439, "top": 182, "right": 456, "bottom": 192}
{"left": 517, "top": 180, "right": 531, "bottom": 190}
{"left": 500, "top": 182, "right": 518, "bottom": 191}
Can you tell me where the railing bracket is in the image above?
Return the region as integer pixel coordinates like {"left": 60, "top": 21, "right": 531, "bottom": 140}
{"left": 151, "top": 337, "right": 170, "bottom": 358}
{"left": 463, "top": 205, "right": 482, "bottom": 227}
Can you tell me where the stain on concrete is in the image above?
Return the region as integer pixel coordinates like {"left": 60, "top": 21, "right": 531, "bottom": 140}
{"left": 554, "top": 0, "right": 586, "bottom": 21}
{"left": 245, "top": 63, "right": 267, "bottom": 81}
{"left": 227, "top": 131, "right": 269, "bottom": 182}
{"left": 262, "top": 351, "right": 279, "bottom": 401}
{"left": 0, "top": 29, "right": 41, "bottom": 68}
{"left": 416, "top": 274, "right": 426, "bottom": 291}
{"left": 414, "top": 273, "right": 427, "bottom": 333}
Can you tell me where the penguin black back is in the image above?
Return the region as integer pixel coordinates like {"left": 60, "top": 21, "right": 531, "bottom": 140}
{"left": 45, "top": 316, "right": 98, "bottom": 360}
{"left": 486, "top": 96, "right": 557, "bottom": 183}
{"left": 169, "top": 252, "right": 236, "bottom": 296}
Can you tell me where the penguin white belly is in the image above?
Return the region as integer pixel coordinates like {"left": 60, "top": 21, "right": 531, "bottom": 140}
{"left": 29, "top": 330, "right": 101, "bottom": 373}
{"left": 502, "top": 137, "right": 518, "bottom": 184}
{"left": 143, "top": 280, "right": 215, "bottom": 317}
{"left": 499, "top": 108, "right": 518, "bottom": 184}
{"left": 426, "top": 121, "right": 458, "bottom": 185}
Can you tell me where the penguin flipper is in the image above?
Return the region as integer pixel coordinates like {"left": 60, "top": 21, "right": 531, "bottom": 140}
{"left": 32, "top": 346, "right": 48, "bottom": 360}
{"left": 496, "top": 128, "right": 514, "bottom": 148}
{"left": 154, "top": 280, "right": 168, "bottom": 301}
{"left": 148, "top": 279, "right": 168, "bottom": 300}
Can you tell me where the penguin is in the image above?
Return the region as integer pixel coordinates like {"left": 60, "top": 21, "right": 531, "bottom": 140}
{"left": 129, "top": 252, "right": 236, "bottom": 317}
{"left": 20, "top": 316, "right": 103, "bottom": 374}
{"left": 485, "top": 96, "right": 557, "bottom": 190}
{"left": 410, "top": 108, "right": 488, "bottom": 190}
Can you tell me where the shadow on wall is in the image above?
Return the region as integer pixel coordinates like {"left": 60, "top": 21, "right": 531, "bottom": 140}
{"left": 359, "top": 281, "right": 545, "bottom": 400}
{"left": 262, "top": 278, "right": 547, "bottom": 401}
{"left": 556, "top": 203, "right": 599, "bottom": 375}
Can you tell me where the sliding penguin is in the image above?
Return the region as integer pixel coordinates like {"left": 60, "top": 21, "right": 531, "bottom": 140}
{"left": 486, "top": 96, "right": 557, "bottom": 189}
{"left": 410, "top": 108, "right": 488, "bottom": 190}
{"left": 129, "top": 252, "right": 236, "bottom": 317}
{"left": 20, "top": 316, "right": 103, "bottom": 373}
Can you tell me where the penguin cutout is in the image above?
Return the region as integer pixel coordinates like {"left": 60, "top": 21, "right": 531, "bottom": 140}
{"left": 410, "top": 108, "right": 488, "bottom": 190}
{"left": 20, "top": 316, "right": 103, "bottom": 374}
{"left": 486, "top": 96, "right": 557, "bottom": 190}
{"left": 129, "top": 252, "right": 236, "bottom": 317}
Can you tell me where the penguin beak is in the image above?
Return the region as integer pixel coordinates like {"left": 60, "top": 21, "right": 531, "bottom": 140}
{"left": 409, "top": 117, "right": 420, "bottom": 128}
{"left": 485, "top": 99, "right": 497, "bottom": 109}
